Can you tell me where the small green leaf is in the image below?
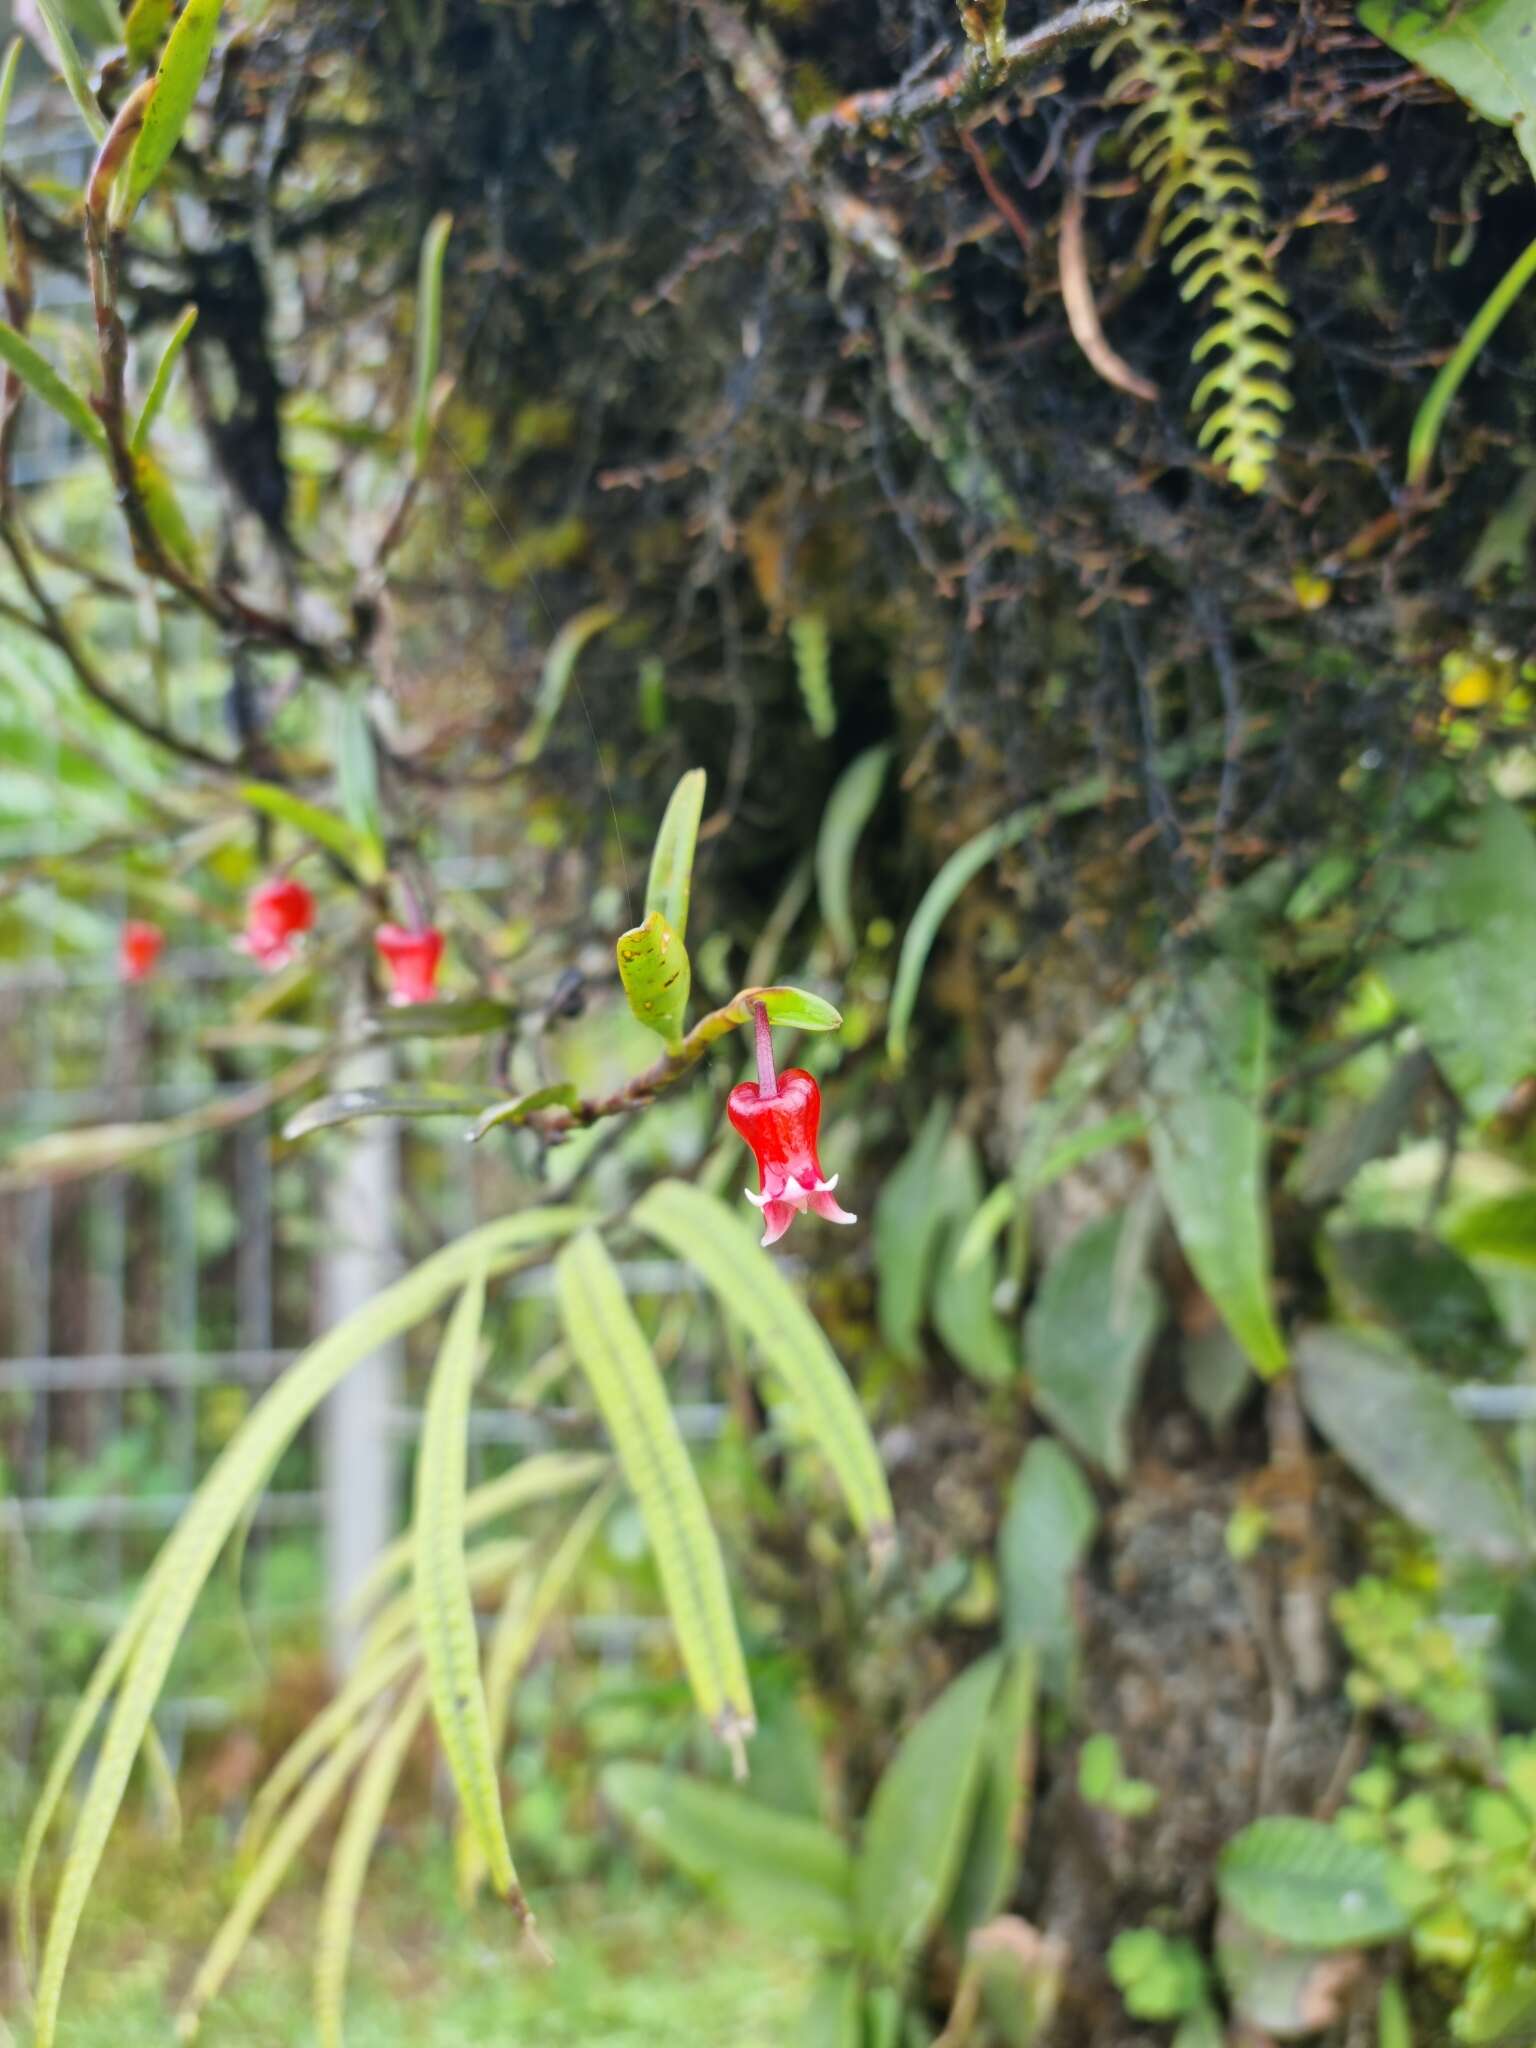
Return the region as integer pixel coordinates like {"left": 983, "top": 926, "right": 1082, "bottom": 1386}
{"left": 1217, "top": 1817, "right": 1410, "bottom": 1950}
{"left": 1360, "top": 0, "right": 1536, "bottom": 179}
{"left": 32, "top": 0, "right": 107, "bottom": 138}
{"left": 123, "top": 0, "right": 174, "bottom": 68}
{"left": 998, "top": 1439, "right": 1099, "bottom": 1702}
{"left": 603, "top": 1763, "right": 854, "bottom": 1949}
{"left": 1294, "top": 1325, "right": 1528, "bottom": 1566}
{"left": 470, "top": 1083, "right": 580, "bottom": 1141}
{"left": 790, "top": 610, "right": 836, "bottom": 737}
{"left": 855, "top": 1654, "right": 1003, "bottom": 1978}
{"left": 130, "top": 304, "right": 197, "bottom": 453}
{"left": 645, "top": 767, "right": 707, "bottom": 941}
{"left": 238, "top": 779, "right": 384, "bottom": 883}
{"left": 132, "top": 448, "right": 199, "bottom": 573}
{"left": 519, "top": 604, "right": 620, "bottom": 761}
{"left": 410, "top": 211, "right": 452, "bottom": 472}
{"left": 1025, "top": 1212, "right": 1163, "bottom": 1479}
{"left": 361, "top": 997, "right": 518, "bottom": 1042}
{"left": 816, "top": 743, "right": 891, "bottom": 960}
{"left": 1143, "top": 957, "right": 1287, "bottom": 1377}
{"left": 1445, "top": 1188, "right": 1536, "bottom": 1266}
{"left": 334, "top": 687, "right": 383, "bottom": 861}
{"left": 282, "top": 1086, "right": 502, "bottom": 1143}
{"left": 0, "top": 320, "right": 107, "bottom": 451}
{"left": 118, "top": 0, "right": 223, "bottom": 221}
{"left": 717, "top": 984, "right": 843, "bottom": 1034}
{"left": 617, "top": 909, "right": 691, "bottom": 1045}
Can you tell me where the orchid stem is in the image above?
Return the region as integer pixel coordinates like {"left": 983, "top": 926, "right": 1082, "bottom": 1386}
{"left": 752, "top": 1000, "right": 778, "bottom": 1098}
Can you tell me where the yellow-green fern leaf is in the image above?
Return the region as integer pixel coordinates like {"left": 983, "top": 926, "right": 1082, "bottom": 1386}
{"left": 634, "top": 1180, "right": 894, "bottom": 1560}
{"left": 789, "top": 611, "right": 835, "bottom": 739}
{"left": 414, "top": 1270, "right": 534, "bottom": 1927}
{"left": 314, "top": 1682, "right": 428, "bottom": 2048}
{"left": 554, "top": 1229, "right": 755, "bottom": 1766}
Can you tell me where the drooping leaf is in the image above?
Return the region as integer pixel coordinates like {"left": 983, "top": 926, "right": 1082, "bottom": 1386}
{"left": 518, "top": 604, "right": 620, "bottom": 761}
{"left": 26, "top": 1205, "right": 586, "bottom": 2047}
{"left": 282, "top": 1086, "right": 502, "bottom": 1143}
{"left": 816, "top": 742, "right": 891, "bottom": 960}
{"left": 854, "top": 1654, "right": 1003, "bottom": 1978}
{"left": 131, "top": 308, "right": 197, "bottom": 452}
{"left": 635, "top": 1179, "right": 894, "bottom": 1554}
{"left": 645, "top": 766, "right": 707, "bottom": 941}
{"left": 1379, "top": 797, "right": 1536, "bottom": 1119}
{"left": 1217, "top": 1817, "right": 1410, "bottom": 1950}
{"left": 873, "top": 1098, "right": 952, "bottom": 1364}
{"left": 470, "top": 1084, "right": 580, "bottom": 1141}
{"left": 997, "top": 1439, "right": 1099, "bottom": 1702}
{"left": 314, "top": 1684, "right": 427, "bottom": 2048}
{"left": 410, "top": 211, "right": 452, "bottom": 472}
{"left": 1294, "top": 1325, "right": 1527, "bottom": 1566}
{"left": 31, "top": 0, "right": 107, "bottom": 137}
{"left": 119, "top": 0, "right": 224, "bottom": 220}
{"left": 1025, "top": 1212, "right": 1163, "bottom": 1479}
{"left": 239, "top": 778, "right": 384, "bottom": 882}
{"left": 555, "top": 1229, "right": 755, "bottom": 1754}
{"left": 603, "top": 1762, "right": 855, "bottom": 1949}
{"left": 711, "top": 984, "right": 843, "bottom": 1034}
{"left": 946, "top": 1648, "right": 1037, "bottom": 1944}
{"left": 0, "top": 320, "right": 108, "bottom": 451}
{"left": 616, "top": 909, "right": 691, "bottom": 1045}
{"left": 1143, "top": 957, "right": 1287, "bottom": 1377}
{"left": 1360, "top": 0, "right": 1536, "bottom": 179}
{"left": 361, "top": 996, "right": 518, "bottom": 1043}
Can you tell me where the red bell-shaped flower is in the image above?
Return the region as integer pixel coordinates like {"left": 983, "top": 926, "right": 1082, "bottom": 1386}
{"left": 118, "top": 919, "right": 164, "bottom": 984}
{"left": 375, "top": 923, "right": 444, "bottom": 1006}
{"left": 237, "top": 876, "right": 314, "bottom": 971}
{"left": 727, "top": 1067, "right": 856, "bottom": 1248}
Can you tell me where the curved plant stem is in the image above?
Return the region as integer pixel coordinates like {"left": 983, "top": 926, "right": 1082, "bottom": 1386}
{"left": 1408, "top": 229, "right": 1536, "bottom": 490}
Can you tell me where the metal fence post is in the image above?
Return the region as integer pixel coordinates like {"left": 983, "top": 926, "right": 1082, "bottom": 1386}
{"left": 319, "top": 1035, "right": 401, "bottom": 1677}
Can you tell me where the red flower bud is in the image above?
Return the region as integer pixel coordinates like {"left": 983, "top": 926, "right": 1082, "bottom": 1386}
{"left": 727, "top": 1067, "right": 856, "bottom": 1248}
{"left": 237, "top": 876, "right": 314, "bottom": 971}
{"left": 375, "top": 923, "right": 444, "bottom": 1006}
{"left": 118, "top": 919, "right": 164, "bottom": 984}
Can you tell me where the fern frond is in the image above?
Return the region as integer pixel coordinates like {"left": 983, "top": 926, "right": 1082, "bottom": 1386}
{"left": 1097, "top": 7, "right": 1291, "bottom": 494}
{"left": 789, "top": 611, "right": 835, "bottom": 738}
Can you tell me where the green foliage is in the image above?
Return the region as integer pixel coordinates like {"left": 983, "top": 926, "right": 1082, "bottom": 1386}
{"left": 1097, "top": 8, "right": 1292, "bottom": 491}
{"left": 789, "top": 611, "right": 835, "bottom": 737}
{"left": 1217, "top": 1817, "right": 1411, "bottom": 1949}
{"left": 1360, "top": 0, "right": 1536, "bottom": 179}
{"left": 873, "top": 1108, "right": 1013, "bottom": 1381}
{"left": 118, "top": 0, "right": 224, "bottom": 222}
{"left": 32, "top": 0, "right": 108, "bottom": 137}
{"left": 644, "top": 766, "right": 707, "bottom": 940}
{"left": 617, "top": 909, "right": 692, "bottom": 1046}
{"left": 1024, "top": 1210, "right": 1163, "bottom": 1479}
{"left": 997, "top": 1439, "right": 1099, "bottom": 1702}
{"left": 1078, "top": 1733, "right": 1158, "bottom": 1819}
{"left": 518, "top": 604, "right": 621, "bottom": 762}
{"left": 1108, "top": 1928, "right": 1208, "bottom": 2021}
{"left": 0, "top": 320, "right": 109, "bottom": 452}
{"left": 411, "top": 212, "right": 453, "bottom": 472}
{"left": 815, "top": 742, "right": 890, "bottom": 960}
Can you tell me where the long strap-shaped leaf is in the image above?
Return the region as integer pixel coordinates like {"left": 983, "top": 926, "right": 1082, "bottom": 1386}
{"left": 314, "top": 1681, "right": 428, "bottom": 2048}
{"left": 27, "top": 1204, "right": 586, "bottom": 2048}
{"left": 414, "top": 1269, "right": 532, "bottom": 1925}
{"left": 555, "top": 1229, "right": 756, "bottom": 1766}
{"left": 178, "top": 1707, "right": 383, "bottom": 2037}
{"left": 635, "top": 1181, "right": 893, "bottom": 1559}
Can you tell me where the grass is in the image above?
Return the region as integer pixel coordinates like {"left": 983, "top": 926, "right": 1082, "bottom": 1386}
{"left": 4, "top": 1828, "right": 815, "bottom": 2047}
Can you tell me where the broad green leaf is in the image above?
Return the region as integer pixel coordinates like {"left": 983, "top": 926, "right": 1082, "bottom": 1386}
{"left": 414, "top": 1270, "right": 528, "bottom": 1915}
{"left": 239, "top": 778, "right": 384, "bottom": 882}
{"left": 131, "top": 308, "right": 196, "bottom": 452}
{"left": 555, "top": 1230, "right": 755, "bottom": 1754}
{"left": 932, "top": 1132, "right": 1017, "bottom": 1385}
{"left": 873, "top": 1099, "right": 952, "bottom": 1363}
{"left": 32, "top": 0, "right": 107, "bottom": 137}
{"left": 816, "top": 743, "right": 891, "bottom": 959}
{"left": 1143, "top": 957, "right": 1287, "bottom": 1377}
{"left": 1380, "top": 797, "right": 1536, "bottom": 1119}
{"left": 946, "top": 1647, "right": 1036, "bottom": 1943}
{"left": 854, "top": 1654, "right": 1003, "bottom": 1978}
{"left": 1294, "top": 1325, "right": 1527, "bottom": 1566}
{"left": 1360, "top": 0, "right": 1536, "bottom": 178}
{"left": 314, "top": 1684, "right": 427, "bottom": 2048}
{"left": 282, "top": 1085, "right": 501, "bottom": 1142}
{"left": 1327, "top": 1225, "right": 1517, "bottom": 1374}
{"left": 712, "top": 984, "right": 843, "bottom": 1034}
{"left": 645, "top": 766, "right": 707, "bottom": 941}
{"left": 0, "top": 320, "right": 107, "bottom": 451}
{"left": 123, "top": 0, "right": 174, "bottom": 67}
{"left": 1217, "top": 1817, "right": 1410, "bottom": 1950}
{"left": 26, "top": 1205, "right": 586, "bottom": 2047}
{"left": 997, "top": 1438, "right": 1099, "bottom": 1701}
{"left": 179, "top": 1708, "right": 380, "bottom": 2035}
{"left": 1025, "top": 1212, "right": 1162, "bottom": 1479}
{"left": 470, "top": 1084, "right": 580, "bottom": 1141}
{"left": 410, "top": 211, "right": 452, "bottom": 472}
{"left": 119, "top": 0, "right": 223, "bottom": 220}
{"left": 334, "top": 688, "right": 383, "bottom": 862}
{"left": 635, "top": 1179, "right": 894, "bottom": 1553}
{"left": 616, "top": 908, "right": 691, "bottom": 1045}
{"left": 603, "top": 1762, "right": 855, "bottom": 1949}
{"left": 804, "top": 1965, "right": 864, "bottom": 2048}
{"left": 518, "top": 604, "right": 620, "bottom": 761}
{"left": 1446, "top": 1188, "right": 1536, "bottom": 1266}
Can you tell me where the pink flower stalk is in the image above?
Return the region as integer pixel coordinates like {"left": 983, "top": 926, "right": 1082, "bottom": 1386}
{"left": 726, "top": 1003, "right": 855, "bottom": 1248}
{"left": 374, "top": 923, "right": 444, "bottom": 1005}
{"left": 237, "top": 876, "right": 315, "bottom": 971}
{"left": 118, "top": 919, "right": 164, "bottom": 984}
